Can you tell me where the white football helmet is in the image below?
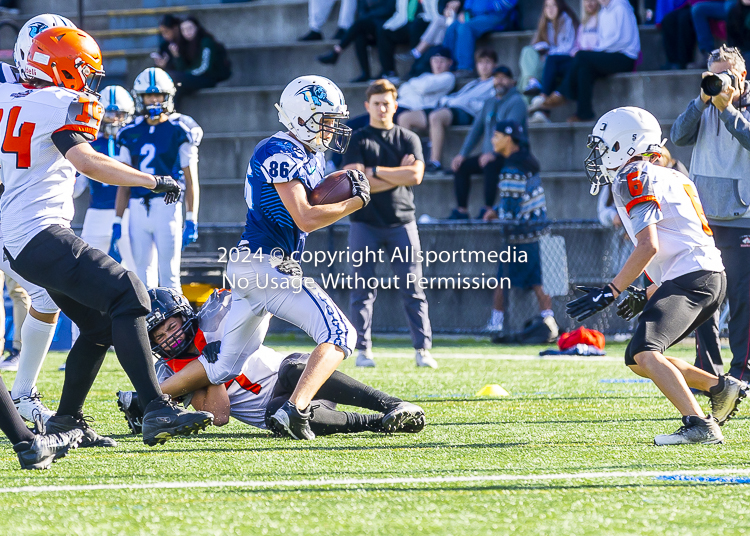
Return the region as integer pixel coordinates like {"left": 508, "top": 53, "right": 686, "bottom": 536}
{"left": 275, "top": 75, "right": 351, "bottom": 153}
{"left": 584, "top": 106, "right": 665, "bottom": 195}
{"left": 14, "top": 14, "right": 77, "bottom": 77}
{"left": 99, "top": 85, "right": 135, "bottom": 138}
{"left": 132, "top": 67, "right": 176, "bottom": 118}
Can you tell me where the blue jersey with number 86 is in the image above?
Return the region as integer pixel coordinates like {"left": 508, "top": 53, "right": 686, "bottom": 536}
{"left": 239, "top": 132, "right": 326, "bottom": 257}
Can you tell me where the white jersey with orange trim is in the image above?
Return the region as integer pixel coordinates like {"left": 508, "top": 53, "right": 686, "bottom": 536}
{"left": 612, "top": 160, "right": 724, "bottom": 286}
{"left": 155, "top": 289, "right": 286, "bottom": 429}
{"left": 0, "top": 84, "right": 102, "bottom": 258}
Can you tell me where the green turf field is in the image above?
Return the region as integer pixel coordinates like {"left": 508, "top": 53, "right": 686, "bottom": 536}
{"left": 1, "top": 335, "right": 750, "bottom": 536}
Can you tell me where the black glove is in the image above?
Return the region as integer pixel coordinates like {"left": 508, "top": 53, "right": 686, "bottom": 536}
{"left": 202, "top": 340, "right": 221, "bottom": 364}
{"left": 616, "top": 285, "right": 648, "bottom": 321}
{"left": 152, "top": 175, "right": 182, "bottom": 204}
{"left": 566, "top": 285, "right": 616, "bottom": 322}
{"left": 347, "top": 169, "right": 370, "bottom": 207}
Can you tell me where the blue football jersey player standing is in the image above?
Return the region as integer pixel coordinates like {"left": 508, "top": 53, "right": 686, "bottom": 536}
{"left": 155, "top": 75, "right": 373, "bottom": 441}
{"left": 112, "top": 68, "right": 202, "bottom": 291}
{"left": 73, "top": 85, "right": 139, "bottom": 273}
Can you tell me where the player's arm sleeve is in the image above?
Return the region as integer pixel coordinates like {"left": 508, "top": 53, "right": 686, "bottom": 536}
{"left": 179, "top": 142, "right": 199, "bottom": 168}
{"left": 258, "top": 150, "right": 301, "bottom": 184}
{"left": 51, "top": 130, "right": 94, "bottom": 157}
{"left": 628, "top": 200, "right": 662, "bottom": 236}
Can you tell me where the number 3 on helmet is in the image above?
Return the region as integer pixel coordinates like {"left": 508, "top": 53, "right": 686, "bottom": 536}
{"left": 24, "top": 27, "right": 104, "bottom": 96}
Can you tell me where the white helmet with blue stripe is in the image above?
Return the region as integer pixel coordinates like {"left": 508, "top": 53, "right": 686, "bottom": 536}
{"left": 14, "top": 14, "right": 77, "bottom": 76}
{"left": 132, "top": 67, "right": 176, "bottom": 118}
{"left": 100, "top": 85, "right": 135, "bottom": 137}
{"left": 276, "top": 75, "right": 351, "bottom": 153}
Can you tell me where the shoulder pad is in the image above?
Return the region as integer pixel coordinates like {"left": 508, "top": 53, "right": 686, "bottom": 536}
{"left": 169, "top": 113, "right": 203, "bottom": 146}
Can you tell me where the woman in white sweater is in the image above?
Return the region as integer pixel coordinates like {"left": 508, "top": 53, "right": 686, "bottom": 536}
{"left": 518, "top": 0, "right": 579, "bottom": 102}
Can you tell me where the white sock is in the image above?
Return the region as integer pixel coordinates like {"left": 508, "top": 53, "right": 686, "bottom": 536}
{"left": 491, "top": 309, "right": 504, "bottom": 327}
{"left": 10, "top": 315, "right": 56, "bottom": 399}
{"left": 541, "top": 309, "right": 554, "bottom": 318}
{"left": 411, "top": 48, "right": 421, "bottom": 59}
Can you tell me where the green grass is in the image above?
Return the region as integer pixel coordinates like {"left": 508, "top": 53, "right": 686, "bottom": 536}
{"left": 1, "top": 336, "right": 750, "bottom": 536}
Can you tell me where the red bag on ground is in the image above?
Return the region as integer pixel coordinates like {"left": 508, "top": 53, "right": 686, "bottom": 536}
{"left": 558, "top": 327, "right": 605, "bottom": 350}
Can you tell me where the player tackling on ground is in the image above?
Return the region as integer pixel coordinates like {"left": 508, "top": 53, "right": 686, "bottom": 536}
{"left": 151, "top": 75, "right": 403, "bottom": 440}
{"left": 0, "top": 26, "right": 213, "bottom": 447}
{"left": 117, "top": 288, "right": 425, "bottom": 436}
{"left": 567, "top": 106, "right": 748, "bottom": 445}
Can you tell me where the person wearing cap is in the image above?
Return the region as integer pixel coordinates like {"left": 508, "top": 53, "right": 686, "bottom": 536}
{"left": 448, "top": 65, "right": 527, "bottom": 219}
{"left": 395, "top": 46, "right": 456, "bottom": 124}
{"left": 481, "top": 120, "right": 556, "bottom": 338}
{"left": 341, "top": 79, "right": 436, "bottom": 370}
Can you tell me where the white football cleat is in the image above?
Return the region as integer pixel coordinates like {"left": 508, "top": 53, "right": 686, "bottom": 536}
{"left": 355, "top": 349, "right": 376, "bottom": 368}
{"left": 415, "top": 349, "right": 438, "bottom": 369}
{"left": 13, "top": 387, "right": 55, "bottom": 427}
{"left": 654, "top": 416, "right": 723, "bottom": 446}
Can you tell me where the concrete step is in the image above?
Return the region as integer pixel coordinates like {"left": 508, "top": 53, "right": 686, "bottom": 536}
{"left": 193, "top": 170, "right": 598, "bottom": 225}
{"left": 103, "top": 25, "right": 668, "bottom": 88}
{"left": 177, "top": 70, "right": 702, "bottom": 132}
{"left": 196, "top": 120, "right": 690, "bottom": 182}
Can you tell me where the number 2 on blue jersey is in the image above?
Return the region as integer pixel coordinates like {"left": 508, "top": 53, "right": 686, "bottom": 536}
{"left": 140, "top": 143, "right": 156, "bottom": 174}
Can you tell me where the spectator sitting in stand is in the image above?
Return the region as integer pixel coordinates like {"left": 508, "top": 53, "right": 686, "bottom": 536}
{"left": 542, "top": 0, "right": 640, "bottom": 122}
{"left": 518, "top": 0, "right": 579, "bottom": 105}
{"left": 528, "top": 0, "right": 600, "bottom": 122}
{"left": 481, "top": 121, "right": 557, "bottom": 340}
{"left": 728, "top": 0, "right": 750, "bottom": 56}
{"left": 168, "top": 16, "right": 232, "bottom": 105}
{"left": 692, "top": 0, "right": 734, "bottom": 55}
{"left": 377, "top": 0, "right": 434, "bottom": 82}
{"left": 399, "top": 48, "right": 497, "bottom": 172}
{"left": 317, "top": 0, "right": 398, "bottom": 82}
{"left": 152, "top": 14, "right": 182, "bottom": 71}
{"left": 442, "top": 0, "right": 519, "bottom": 77}
{"left": 448, "top": 65, "right": 526, "bottom": 219}
{"left": 299, "top": 0, "right": 357, "bottom": 41}
{"left": 345, "top": 46, "right": 456, "bottom": 133}
{"left": 659, "top": 0, "right": 700, "bottom": 70}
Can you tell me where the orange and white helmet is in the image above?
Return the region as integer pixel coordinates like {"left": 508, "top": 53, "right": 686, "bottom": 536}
{"left": 25, "top": 27, "right": 104, "bottom": 96}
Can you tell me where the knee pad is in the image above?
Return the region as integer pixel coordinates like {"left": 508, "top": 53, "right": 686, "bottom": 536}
{"left": 109, "top": 271, "right": 150, "bottom": 318}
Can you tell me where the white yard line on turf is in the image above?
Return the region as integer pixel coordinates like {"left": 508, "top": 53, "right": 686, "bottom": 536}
{"left": 3, "top": 468, "right": 750, "bottom": 494}
{"left": 381, "top": 353, "right": 621, "bottom": 362}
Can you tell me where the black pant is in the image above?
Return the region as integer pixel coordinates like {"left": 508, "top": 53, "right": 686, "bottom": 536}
{"left": 340, "top": 17, "right": 388, "bottom": 78}
{"left": 625, "top": 270, "right": 726, "bottom": 366}
{"left": 661, "top": 6, "right": 696, "bottom": 68}
{"left": 264, "top": 353, "right": 402, "bottom": 435}
{"left": 453, "top": 153, "right": 505, "bottom": 210}
{"left": 693, "top": 226, "right": 750, "bottom": 381}
{"left": 558, "top": 51, "right": 635, "bottom": 120}
{"left": 377, "top": 19, "right": 429, "bottom": 74}
{"left": 6, "top": 225, "right": 161, "bottom": 414}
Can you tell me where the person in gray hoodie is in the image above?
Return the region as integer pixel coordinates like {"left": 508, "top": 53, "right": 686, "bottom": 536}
{"left": 448, "top": 65, "right": 527, "bottom": 219}
{"left": 671, "top": 45, "right": 750, "bottom": 382}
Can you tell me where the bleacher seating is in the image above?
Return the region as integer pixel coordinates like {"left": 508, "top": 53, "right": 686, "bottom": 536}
{"left": 16, "top": 0, "right": 703, "bottom": 334}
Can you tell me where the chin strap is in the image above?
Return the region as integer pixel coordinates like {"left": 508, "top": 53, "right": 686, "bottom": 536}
{"left": 590, "top": 183, "right": 600, "bottom": 196}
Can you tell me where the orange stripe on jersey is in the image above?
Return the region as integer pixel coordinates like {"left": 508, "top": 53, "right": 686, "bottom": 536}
{"left": 53, "top": 124, "right": 98, "bottom": 137}
{"left": 625, "top": 195, "right": 660, "bottom": 215}
{"left": 194, "top": 328, "right": 207, "bottom": 353}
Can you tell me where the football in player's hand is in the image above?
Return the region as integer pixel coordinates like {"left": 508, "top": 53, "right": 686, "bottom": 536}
{"left": 308, "top": 170, "right": 353, "bottom": 206}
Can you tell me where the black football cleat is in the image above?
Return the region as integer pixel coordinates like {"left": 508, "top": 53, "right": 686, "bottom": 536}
{"left": 270, "top": 400, "right": 315, "bottom": 440}
{"left": 117, "top": 390, "right": 144, "bottom": 435}
{"left": 45, "top": 413, "right": 117, "bottom": 448}
{"left": 382, "top": 402, "right": 426, "bottom": 433}
{"left": 15, "top": 429, "right": 83, "bottom": 470}
{"left": 141, "top": 394, "right": 213, "bottom": 446}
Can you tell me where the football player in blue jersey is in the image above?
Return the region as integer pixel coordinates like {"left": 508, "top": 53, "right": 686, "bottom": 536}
{"left": 111, "top": 68, "right": 202, "bottom": 290}
{"left": 155, "top": 75, "right": 372, "bottom": 440}
{"left": 74, "top": 85, "right": 138, "bottom": 272}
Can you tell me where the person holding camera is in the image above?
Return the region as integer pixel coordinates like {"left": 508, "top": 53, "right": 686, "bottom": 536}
{"left": 671, "top": 45, "right": 750, "bottom": 382}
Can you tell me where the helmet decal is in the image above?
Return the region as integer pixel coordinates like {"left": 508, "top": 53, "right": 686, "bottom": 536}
{"left": 295, "top": 84, "right": 334, "bottom": 107}
{"left": 27, "top": 22, "right": 48, "bottom": 38}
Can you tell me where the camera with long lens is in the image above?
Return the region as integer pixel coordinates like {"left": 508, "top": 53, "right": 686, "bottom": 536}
{"left": 701, "top": 71, "right": 739, "bottom": 97}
